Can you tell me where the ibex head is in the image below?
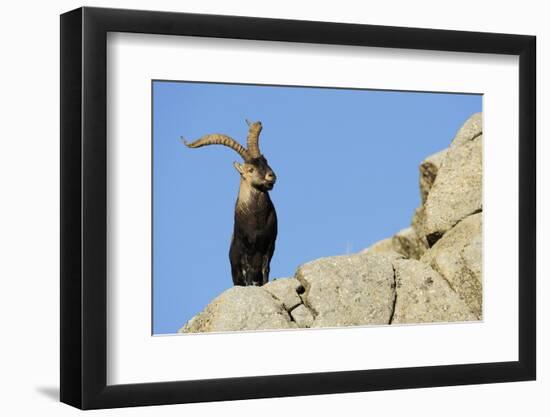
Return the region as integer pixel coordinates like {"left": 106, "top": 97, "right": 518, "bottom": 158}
{"left": 182, "top": 120, "right": 277, "bottom": 191}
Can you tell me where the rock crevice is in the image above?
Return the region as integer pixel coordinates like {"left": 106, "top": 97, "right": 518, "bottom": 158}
{"left": 388, "top": 263, "right": 398, "bottom": 325}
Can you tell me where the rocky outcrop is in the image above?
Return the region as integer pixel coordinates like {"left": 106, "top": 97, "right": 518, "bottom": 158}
{"left": 180, "top": 251, "right": 477, "bottom": 333}
{"left": 368, "top": 111, "right": 483, "bottom": 319}
{"left": 179, "top": 112, "right": 483, "bottom": 333}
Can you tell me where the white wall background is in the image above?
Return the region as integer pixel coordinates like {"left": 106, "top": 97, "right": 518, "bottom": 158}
{"left": 0, "top": 1, "right": 545, "bottom": 415}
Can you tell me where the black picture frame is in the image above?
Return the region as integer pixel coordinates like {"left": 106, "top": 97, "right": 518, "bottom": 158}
{"left": 60, "top": 6, "right": 536, "bottom": 410}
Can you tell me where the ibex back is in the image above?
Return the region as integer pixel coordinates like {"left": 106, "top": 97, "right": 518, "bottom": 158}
{"left": 182, "top": 121, "right": 277, "bottom": 286}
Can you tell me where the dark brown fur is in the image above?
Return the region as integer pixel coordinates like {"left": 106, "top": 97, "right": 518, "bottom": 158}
{"left": 230, "top": 156, "right": 277, "bottom": 286}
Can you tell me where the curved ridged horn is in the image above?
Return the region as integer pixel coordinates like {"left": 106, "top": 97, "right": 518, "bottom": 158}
{"left": 182, "top": 134, "right": 250, "bottom": 160}
{"left": 246, "top": 121, "right": 263, "bottom": 158}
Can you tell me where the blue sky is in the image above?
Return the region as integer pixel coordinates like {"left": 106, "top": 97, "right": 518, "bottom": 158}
{"left": 152, "top": 80, "right": 482, "bottom": 335}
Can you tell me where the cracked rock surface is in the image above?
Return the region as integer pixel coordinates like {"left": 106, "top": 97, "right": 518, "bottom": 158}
{"left": 295, "top": 252, "right": 402, "bottom": 328}
{"left": 290, "top": 304, "right": 315, "bottom": 327}
{"left": 263, "top": 278, "right": 303, "bottom": 311}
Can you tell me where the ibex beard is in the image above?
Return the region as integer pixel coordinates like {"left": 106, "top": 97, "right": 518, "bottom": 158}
{"left": 182, "top": 120, "right": 278, "bottom": 287}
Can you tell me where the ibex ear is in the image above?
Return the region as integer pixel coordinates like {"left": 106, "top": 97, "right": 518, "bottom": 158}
{"left": 233, "top": 161, "right": 245, "bottom": 175}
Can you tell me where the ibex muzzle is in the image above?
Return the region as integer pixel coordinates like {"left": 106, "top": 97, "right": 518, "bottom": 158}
{"left": 182, "top": 120, "right": 278, "bottom": 287}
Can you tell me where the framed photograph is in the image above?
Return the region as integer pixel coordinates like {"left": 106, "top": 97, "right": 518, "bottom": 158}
{"left": 60, "top": 6, "right": 536, "bottom": 409}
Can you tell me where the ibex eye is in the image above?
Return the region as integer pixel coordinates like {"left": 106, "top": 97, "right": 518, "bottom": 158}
{"left": 248, "top": 168, "right": 254, "bottom": 173}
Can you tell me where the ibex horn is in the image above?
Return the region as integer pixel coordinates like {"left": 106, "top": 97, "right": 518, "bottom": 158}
{"left": 246, "top": 121, "right": 263, "bottom": 158}
{"left": 181, "top": 134, "right": 250, "bottom": 160}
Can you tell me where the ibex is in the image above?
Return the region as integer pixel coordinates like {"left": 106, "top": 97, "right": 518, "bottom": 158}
{"left": 182, "top": 120, "right": 277, "bottom": 287}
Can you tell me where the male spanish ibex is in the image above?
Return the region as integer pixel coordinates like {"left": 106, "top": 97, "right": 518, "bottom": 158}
{"left": 182, "top": 120, "right": 277, "bottom": 287}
